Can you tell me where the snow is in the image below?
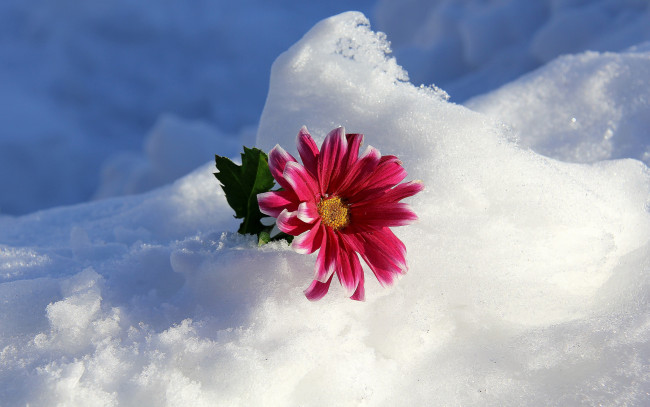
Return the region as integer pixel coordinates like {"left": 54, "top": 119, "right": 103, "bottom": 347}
{"left": 93, "top": 114, "right": 247, "bottom": 200}
{"left": 0, "top": 0, "right": 374, "bottom": 214}
{"left": 1, "top": 2, "right": 650, "bottom": 406}
{"left": 374, "top": 0, "right": 650, "bottom": 101}
{"left": 466, "top": 46, "right": 650, "bottom": 164}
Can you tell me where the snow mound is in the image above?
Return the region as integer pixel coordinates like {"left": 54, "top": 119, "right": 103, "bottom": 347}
{"left": 1, "top": 11, "right": 649, "bottom": 406}
{"left": 466, "top": 46, "right": 650, "bottom": 164}
{"left": 93, "top": 114, "right": 244, "bottom": 199}
{"left": 373, "top": 0, "right": 650, "bottom": 100}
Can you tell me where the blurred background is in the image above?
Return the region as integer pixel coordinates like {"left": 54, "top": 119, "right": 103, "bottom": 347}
{"left": 1, "top": 0, "right": 648, "bottom": 215}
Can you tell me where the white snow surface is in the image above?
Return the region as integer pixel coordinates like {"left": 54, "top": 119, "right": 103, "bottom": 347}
{"left": 375, "top": 0, "right": 650, "bottom": 101}
{"left": 1, "top": 8, "right": 650, "bottom": 407}
{"left": 466, "top": 45, "right": 650, "bottom": 164}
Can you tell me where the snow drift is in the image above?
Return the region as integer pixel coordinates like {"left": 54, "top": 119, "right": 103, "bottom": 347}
{"left": 1, "top": 11, "right": 649, "bottom": 406}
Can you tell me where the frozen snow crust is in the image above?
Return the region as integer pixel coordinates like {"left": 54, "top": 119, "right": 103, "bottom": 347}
{"left": 1, "top": 11, "right": 650, "bottom": 406}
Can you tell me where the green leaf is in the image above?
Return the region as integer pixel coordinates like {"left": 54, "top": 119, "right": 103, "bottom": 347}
{"left": 214, "top": 147, "right": 275, "bottom": 236}
{"left": 258, "top": 230, "right": 271, "bottom": 246}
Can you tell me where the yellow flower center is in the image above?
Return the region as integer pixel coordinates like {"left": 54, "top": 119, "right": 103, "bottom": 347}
{"left": 317, "top": 196, "right": 350, "bottom": 230}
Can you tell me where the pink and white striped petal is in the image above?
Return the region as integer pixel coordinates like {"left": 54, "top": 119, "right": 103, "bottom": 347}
{"left": 337, "top": 145, "right": 381, "bottom": 195}
{"left": 296, "top": 201, "right": 319, "bottom": 223}
{"left": 361, "top": 180, "right": 424, "bottom": 205}
{"left": 276, "top": 209, "right": 311, "bottom": 236}
{"left": 363, "top": 228, "right": 408, "bottom": 273}
{"left": 350, "top": 274, "right": 365, "bottom": 301}
{"left": 304, "top": 274, "right": 334, "bottom": 301}
{"left": 329, "top": 133, "right": 363, "bottom": 193}
{"left": 357, "top": 248, "right": 398, "bottom": 287}
{"left": 350, "top": 202, "right": 418, "bottom": 229}
{"left": 268, "top": 145, "right": 297, "bottom": 190}
{"left": 297, "top": 126, "right": 319, "bottom": 178}
{"left": 257, "top": 189, "right": 298, "bottom": 218}
{"left": 384, "top": 180, "right": 424, "bottom": 202}
{"left": 349, "top": 155, "right": 407, "bottom": 202}
{"left": 343, "top": 230, "right": 406, "bottom": 287}
{"left": 318, "top": 127, "right": 347, "bottom": 195}
{"left": 343, "top": 133, "right": 363, "bottom": 170}
{"left": 314, "top": 228, "right": 338, "bottom": 282}
{"left": 291, "top": 219, "right": 324, "bottom": 254}
{"left": 336, "top": 238, "right": 362, "bottom": 297}
{"left": 283, "top": 161, "right": 319, "bottom": 203}
{"left": 369, "top": 155, "right": 408, "bottom": 188}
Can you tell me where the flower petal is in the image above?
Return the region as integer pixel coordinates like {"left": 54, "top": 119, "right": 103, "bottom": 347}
{"left": 296, "top": 201, "right": 319, "bottom": 223}
{"left": 368, "top": 155, "right": 408, "bottom": 188}
{"left": 355, "top": 180, "right": 424, "bottom": 206}
{"left": 381, "top": 180, "right": 424, "bottom": 202}
{"left": 291, "top": 219, "right": 323, "bottom": 254}
{"left": 344, "top": 229, "right": 407, "bottom": 287}
{"left": 318, "top": 127, "right": 347, "bottom": 195}
{"left": 358, "top": 253, "right": 396, "bottom": 286}
{"left": 365, "top": 228, "right": 408, "bottom": 272}
{"left": 276, "top": 209, "right": 312, "bottom": 236}
{"left": 314, "top": 227, "right": 338, "bottom": 282}
{"left": 337, "top": 145, "right": 381, "bottom": 196}
{"left": 336, "top": 237, "right": 362, "bottom": 296}
{"left": 344, "top": 133, "right": 363, "bottom": 169}
{"left": 349, "top": 202, "right": 418, "bottom": 229}
{"left": 257, "top": 190, "right": 298, "bottom": 217}
{"left": 283, "top": 161, "right": 319, "bottom": 203}
{"left": 297, "top": 126, "right": 320, "bottom": 178}
{"left": 304, "top": 274, "right": 334, "bottom": 301}
{"left": 268, "top": 144, "right": 297, "bottom": 190}
{"left": 348, "top": 155, "right": 408, "bottom": 202}
{"left": 350, "top": 274, "right": 365, "bottom": 301}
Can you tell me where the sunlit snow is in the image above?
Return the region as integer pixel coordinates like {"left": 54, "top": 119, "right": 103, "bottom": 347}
{"left": 1, "top": 2, "right": 650, "bottom": 406}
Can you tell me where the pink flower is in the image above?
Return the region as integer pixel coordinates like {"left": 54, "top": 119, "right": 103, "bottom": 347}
{"left": 257, "top": 126, "right": 423, "bottom": 301}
